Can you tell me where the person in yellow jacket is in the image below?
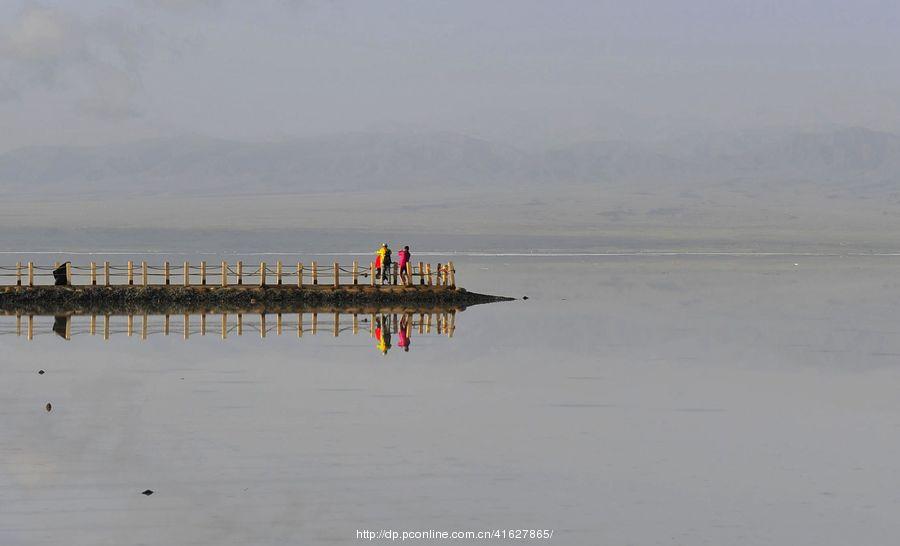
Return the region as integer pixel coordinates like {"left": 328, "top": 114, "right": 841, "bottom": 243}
{"left": 375, "top": 243, "right": 388, "bottom": 282}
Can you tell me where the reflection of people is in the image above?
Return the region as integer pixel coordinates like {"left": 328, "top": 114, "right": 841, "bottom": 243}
{"left": 397, "top": 314, "right": 411, "bottom": 352}
{"left": 375, "top": 315, "right": 392, "bottom": 354}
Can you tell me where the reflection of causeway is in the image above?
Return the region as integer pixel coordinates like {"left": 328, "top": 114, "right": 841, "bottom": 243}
{"left": 1, "top": 309, "right": 456, "bottom": 351}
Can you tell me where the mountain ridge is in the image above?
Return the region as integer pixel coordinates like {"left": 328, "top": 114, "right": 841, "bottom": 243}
{"left": 2, "top": 127, "right": 899, "bottom": 197}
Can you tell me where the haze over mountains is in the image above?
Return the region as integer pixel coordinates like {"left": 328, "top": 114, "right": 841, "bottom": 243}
{"left": 3, "top": 127, "right": 900, "bottom": 198}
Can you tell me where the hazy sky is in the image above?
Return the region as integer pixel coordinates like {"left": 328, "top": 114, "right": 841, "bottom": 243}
{"left": 1, "top": 0, "right": 899, "bottom": 151}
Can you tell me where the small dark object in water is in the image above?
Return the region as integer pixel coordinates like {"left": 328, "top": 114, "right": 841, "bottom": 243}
{"left": 52, "top": 263, "right": 70, "bottom": 286}
{"left": 142, "top": 489, "right": 154, "bottom": 496}
{"left": 45, "top": 403, "right": 52, "bottom": 412}
{"left": 38, "top": 370, "right": 45, "bottom": 375}
{"left": 523, "top": 296, "right": 529, "bottom": 300}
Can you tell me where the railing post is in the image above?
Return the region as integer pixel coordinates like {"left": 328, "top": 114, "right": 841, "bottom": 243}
{"left": 352, "top": 260, "right": 358, "bottom": 285}
{"left": 237, "top": 261, "right": 243, "bottom": 285}
{"left": 297, "top": 262, "right": 303, "bottom": 287}
{"left": 142, "top": 261, "right": 148, "bottom": 286}
{"left": 104, "top": 261, "right": 110, "bottom": 286}
{"left": 260, "top": 262, "right": 266, "bottom": 286}
{"left": 184, "top": 261, "right": 190, "bottom": 287}
{"left": 127, "top": 260, "right": 134, "bottom": 285}
{"left": 200, "top": 261, "right": 207, "bottom": 285}
{"left": 164, "top": 261, "right": 170, "bottom": 285}
{"left": 221, "top": 261, "right": 228, "bottom": 286}
{"left": 276, "top": 261, "right": 282, "bottom": 285}
{"left": 90, "top": 262, "right": 96, "bottom": 285}
{"left": 333, "top": 262, "right": 339, "bottom": 287}
{"left": 312, "top": 261, "right": 318, "bottom": 285}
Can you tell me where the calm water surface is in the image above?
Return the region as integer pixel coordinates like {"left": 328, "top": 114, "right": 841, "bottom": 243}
{"left": 3, "top": 255, "right": 900, "bottom": 545}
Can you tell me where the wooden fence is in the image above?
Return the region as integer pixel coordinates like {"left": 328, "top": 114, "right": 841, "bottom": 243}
{"left": 0, "top": 260, "right": 456, "bottom": 288}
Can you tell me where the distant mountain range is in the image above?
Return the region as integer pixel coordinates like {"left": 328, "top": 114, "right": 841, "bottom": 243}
{"left": 3, "top": 127, "right": 900, "bottom": 197}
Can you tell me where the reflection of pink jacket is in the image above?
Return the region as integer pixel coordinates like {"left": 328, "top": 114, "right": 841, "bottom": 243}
{"left": 397, "top": 249, "right": 409, "bottom": 269}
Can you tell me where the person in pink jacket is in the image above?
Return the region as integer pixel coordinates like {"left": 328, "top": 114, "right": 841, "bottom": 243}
{"left": 397, "top": 245, "right": 411, "bottom": 285}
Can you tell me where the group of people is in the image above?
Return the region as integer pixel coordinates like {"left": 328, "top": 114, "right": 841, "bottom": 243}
{"left": 374, "top": 314, "right": 412, "bottom": 354}
{"left": 371, "top": 242, "right": 413, "bottom": 354}
{"left": 374, "top": 243, "right": 412, "bottom": 285}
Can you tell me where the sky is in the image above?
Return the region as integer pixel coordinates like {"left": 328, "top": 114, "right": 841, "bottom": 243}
{"left": 1, "top": 0, "right": 899, "bottom": 152}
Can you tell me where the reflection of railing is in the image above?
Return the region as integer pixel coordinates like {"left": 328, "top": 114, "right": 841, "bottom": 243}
{"left": 0, "top": 311, "right": 456, "bottom": 341}
{"left": 0, "top": 260, "right": 456, "bottom": 288}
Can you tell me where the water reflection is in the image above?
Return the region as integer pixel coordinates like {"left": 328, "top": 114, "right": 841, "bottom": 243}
{"left": 0, "top": 307, "right": 457, "bottom": 348}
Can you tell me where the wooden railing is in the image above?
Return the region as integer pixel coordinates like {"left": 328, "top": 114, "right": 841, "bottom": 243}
{"left": 0, "top": 260, "right": 456, "bottom": 288}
